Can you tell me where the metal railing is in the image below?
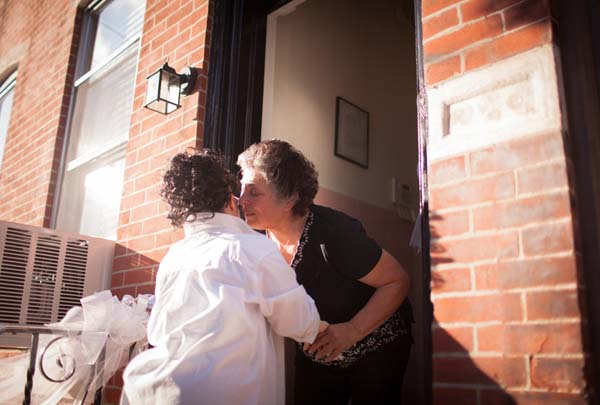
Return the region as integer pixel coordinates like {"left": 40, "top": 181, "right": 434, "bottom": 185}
{"left": 0, "top": 324, "right": 106, "bottom": 405}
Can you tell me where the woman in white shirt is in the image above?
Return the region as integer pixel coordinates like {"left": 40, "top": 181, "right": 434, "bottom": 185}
{"left": 122, "top": 149, "right": 326, "bottom": 405}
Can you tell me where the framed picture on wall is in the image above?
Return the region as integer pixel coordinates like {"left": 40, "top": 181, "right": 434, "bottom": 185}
{"left": 334, "top": 97, "right": 369, "bottom": 168}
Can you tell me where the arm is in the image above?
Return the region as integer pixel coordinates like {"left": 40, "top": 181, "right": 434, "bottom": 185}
{"left": 256, "top": 250, "right": 323, "bottom": 343}
{"left": 307, "top": 249, "right": 409, "bottom": 361}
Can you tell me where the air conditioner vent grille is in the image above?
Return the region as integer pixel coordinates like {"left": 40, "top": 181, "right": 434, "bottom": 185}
{"left": 58, "top": 239, "right": 89, "bottom": 319}
{"left": 0, "top": 227, "right": 32, "bottom": 323}
{"left": 27, "top": 235, "right": 61, "bottom": 325}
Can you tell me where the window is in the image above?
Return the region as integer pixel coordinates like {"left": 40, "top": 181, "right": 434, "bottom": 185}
{"left": 0, "top": 71, "right": 17, "bottom": 172}
{"left": 55, "top": 0, "right": 145, "bottom": 239}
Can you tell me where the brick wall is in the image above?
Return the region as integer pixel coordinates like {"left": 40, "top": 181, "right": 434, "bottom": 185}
{"left": 423, "top": 0, "right": 588, "bottom": 402}
{"left": 423, "top": 0, "right": 553, "bottom": 86}
{"left": 0, "top": 1, "right": 80, "bottom": 226}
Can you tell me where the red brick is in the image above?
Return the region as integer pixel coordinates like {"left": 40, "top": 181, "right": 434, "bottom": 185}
{"left": 127, "top": 235, "right": 155, "bottom": 252}
{"left": 423, "top": 7, "right": 460, "bottom": 39}
{"left": 111, "top": 272, "right": 124, "bottom": 287}
{"left": 474, "top": 263, "right": 498, "bottom": 290}
{"left": 425, "top": 15, "right": 503, "bottom": 60}
{"left": 433, "top": 387, "right": 477, "bottom": 405}
{"left": 517, "top": 162, "right": 568, "bottom": 194}
{"left": 117, "top": 222, "right": 143, "bottom": 241}
{"left": 434, "top": 293, "right": 522, "bottom": 323}
{"left": 498, "top": 256, "right": 577, "bottom": 289}
{"left": 134, "top": 171, "right": 162, "bottom": 192}
{"left": 121, "top": 191, "right": 146, "bottom": 211}
{"left": 433, "top": 326, "right": 473, "bottom": 352}
{"left": 503, "top": 0, "right": 550, "bottom": 32}
{"left": 504, "top": 323, "right": 582, "bottom": 355}
{"left": 423, "top": 0, "right": 462, "bottom": 17}
{"left": 531, "top": 357, "right": 586, "bottom": 391}
{"left": 477, "top": 324, "right": 504, "bottom": 352}
{"left": 465, "top": 19, "right": 552, "bottom": 70}
{"left": 141, "top": 215, "right": 170, "bottom": 234}
{"left": 430, "top": 172, "right": 515, "bottom": 209}
{"left": 469, "top": 132, "right": 563, "bottom": 175}
{"left": 430, "top": 209, "right": 470, "bottom": 238}
{"left": 425, "top": 55, "right": 462, "bottom": 85}
{"left": 138, "top": 139, "right": 167, "bottom": 162}
{"left": 526, "top": 289, "right": 580, "bottom": 320}
{"left": 156, "top": 229, "right": 184, "bottom": 248}
{"left": 509, "top": 391, "right": 587, "bottom": 404}
{"left": 124, "top": 160, "right": 150, "bottom": 180}
{"left": 434, "top": 356, "right": 526, "bottom": 387}
{"left": 131, "top": 201, "right": 160, "bottom": 223}
{"left": 144, "top": 248, "right": 169, "bottom": 263}
{"left": 113, "top": 254, "right": 140, "bottom": 271}
{"left": 431, "top": 267, "right": 471, "bottom": 293}
{"left": 429, "top": 155, "right": 467, "bottom": 185}
{"left": 522, "top": 221, "right": 574, "bottom": 255}
{"left": 461, "top": 0, "right": 523, "bottom": 22}
{"left": 472, "top": 192, "right": 570, "bottom": 231}
{"left": 431, "top": 232, "right": 518, "bottom": 265}
{"left": 123, "top": 268, "right": 154, "bottom": 285}
{"left": 165, "top": 124, "right": 198, "bottom": 148}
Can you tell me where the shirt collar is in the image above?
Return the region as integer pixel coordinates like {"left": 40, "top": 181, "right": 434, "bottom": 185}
{"left": 183, "top": 212, "right": 256, "bottom": 237}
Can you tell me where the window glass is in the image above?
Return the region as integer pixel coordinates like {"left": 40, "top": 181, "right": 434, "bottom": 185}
{"left": 90, "top": 0, "right": 145, "bottom": 71}
{"left": 0, "top": 73, "right": 16, "bottom": 171}
{"left": 57, "top": 150, "right": 125, "bottom": 239}
{"left": 68, "top": 46, "right": 137, "bottom": 162}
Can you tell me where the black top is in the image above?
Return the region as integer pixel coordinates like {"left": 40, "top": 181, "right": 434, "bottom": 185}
{"left": 292, "top": 205, "right": 412, "bottom": 367}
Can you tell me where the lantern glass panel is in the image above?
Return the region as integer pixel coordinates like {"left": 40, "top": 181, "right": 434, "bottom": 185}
{"left": 160, "top": 70, "right": 181, "bottom": 107}
{"left": 145, "top": 70, "right": 160, "bottom": 106}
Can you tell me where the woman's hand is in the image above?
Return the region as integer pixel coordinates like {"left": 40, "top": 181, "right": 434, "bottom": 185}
{"left": 318, "top": 320, "right": 329, "bottom": 333}
{"left": 305, "top": 321, "right": 362, "bottom": 362}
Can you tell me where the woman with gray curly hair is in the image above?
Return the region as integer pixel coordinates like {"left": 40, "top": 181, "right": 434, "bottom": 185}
{"left": 238, "top": 140, "right": 413, "bottom": 405}
{"left": 123, "top": 149, "right": 327, "bottom": 405}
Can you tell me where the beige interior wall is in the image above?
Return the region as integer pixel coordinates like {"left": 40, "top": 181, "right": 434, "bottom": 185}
{"left": 262, "top": 0, "right": 418, "bottom": 210}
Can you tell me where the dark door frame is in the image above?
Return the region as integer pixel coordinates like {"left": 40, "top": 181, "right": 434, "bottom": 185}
{"left": 203, "top": 1, "right": 432, "bottom": 403}
{"left": 556, "top": 0, "right": 600, "bottom": 400}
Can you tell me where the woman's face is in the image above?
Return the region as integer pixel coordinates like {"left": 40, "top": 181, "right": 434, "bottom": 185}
{"left": 239, "top": 169, "right": 294, "bottom": 231}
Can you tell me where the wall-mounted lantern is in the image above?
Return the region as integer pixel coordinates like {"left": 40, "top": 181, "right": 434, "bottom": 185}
{"left": 144, "top": 62, "right": 197, "bottom": 115}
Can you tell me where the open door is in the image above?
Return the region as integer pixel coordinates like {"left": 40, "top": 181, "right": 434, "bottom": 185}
{"left": 205, "top": 0, "right": 431, "bottom": 403}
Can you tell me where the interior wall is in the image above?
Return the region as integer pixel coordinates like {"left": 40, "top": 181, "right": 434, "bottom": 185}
{"left": 263, "top": 0, "right": 418, "bottom": 210}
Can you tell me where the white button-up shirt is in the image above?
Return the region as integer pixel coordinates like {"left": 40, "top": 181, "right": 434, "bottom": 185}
{"left": 122, "top": 213, "right": 320, "bottom": 405}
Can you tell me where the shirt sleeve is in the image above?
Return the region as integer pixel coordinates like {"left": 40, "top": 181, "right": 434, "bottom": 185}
{"left": 321, "top": 210, "right": 382, "bottom": 280}
{"left": 254, "top": 249, "right": 321, "bottom": 344}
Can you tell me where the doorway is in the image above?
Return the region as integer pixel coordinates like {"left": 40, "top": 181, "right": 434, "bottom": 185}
{"left": 204, "top": 0, "right": 429, "bottom": 402}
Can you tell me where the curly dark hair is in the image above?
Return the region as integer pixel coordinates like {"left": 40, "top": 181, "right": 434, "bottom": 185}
{"left": 237, "top": 140, "right": 319, "bottom": 217}
{"left": 161, "top": 149, "right": 238, "bottom": 227}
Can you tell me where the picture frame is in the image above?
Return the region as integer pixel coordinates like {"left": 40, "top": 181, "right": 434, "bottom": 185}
{"left": 334, "top": 96, "right": 369, "bottom": 168}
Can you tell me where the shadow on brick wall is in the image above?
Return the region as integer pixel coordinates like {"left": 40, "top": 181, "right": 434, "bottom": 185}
{"left": 429, "top": 212, "right": 517, "bottom": 404}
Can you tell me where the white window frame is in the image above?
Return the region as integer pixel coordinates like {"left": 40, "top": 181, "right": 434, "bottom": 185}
{"left": 51, "top": 0, "right": 144, "bottom": 235}
{"left": 0, "top": 70, "right": 17, "bottom": 172}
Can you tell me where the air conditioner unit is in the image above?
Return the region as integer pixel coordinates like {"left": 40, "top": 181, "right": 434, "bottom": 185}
{"left": 0, "top": 220, "right": 115, "bottom": 347}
